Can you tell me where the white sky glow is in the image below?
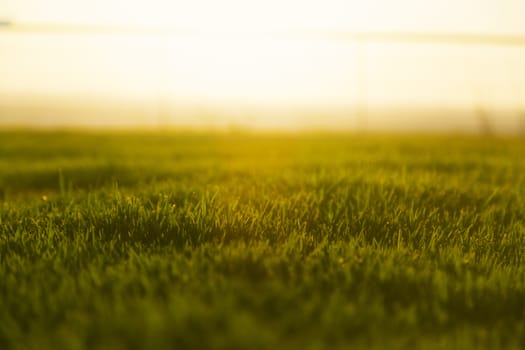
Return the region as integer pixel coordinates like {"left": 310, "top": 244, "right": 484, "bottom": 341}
{"left": 1, "top": 0, "right": 525, "bottom": 130}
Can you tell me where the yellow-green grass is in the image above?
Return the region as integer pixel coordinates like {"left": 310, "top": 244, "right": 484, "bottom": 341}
{"left": 1, "top": 130, "right": 525, "bottom": 349}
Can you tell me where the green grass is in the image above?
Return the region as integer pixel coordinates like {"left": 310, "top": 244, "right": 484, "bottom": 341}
{"left": 1, "top": 130, "right": 525, "bottom": 349}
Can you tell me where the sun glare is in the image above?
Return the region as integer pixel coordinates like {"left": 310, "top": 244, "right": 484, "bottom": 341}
{"left": 56, "top": 0, "right": 366, "bottom": 33}
{"left": 2, "top": 0, "right": 525, "bottom": 129}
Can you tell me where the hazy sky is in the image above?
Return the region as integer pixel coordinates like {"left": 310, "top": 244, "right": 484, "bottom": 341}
{"left": 3, "top": 0, "right": 525, "bottom": 34}
{"left": 1, "top": 1, "right": 525, "bottom": 129}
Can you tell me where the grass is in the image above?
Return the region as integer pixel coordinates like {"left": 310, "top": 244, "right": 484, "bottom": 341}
{"left": 1, "top": 130, "right": 525, "bottom": 349}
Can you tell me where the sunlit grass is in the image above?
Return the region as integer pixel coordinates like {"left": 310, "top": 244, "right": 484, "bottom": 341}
{"left": 1, "top": 130, "right": 525, "bottom": 349}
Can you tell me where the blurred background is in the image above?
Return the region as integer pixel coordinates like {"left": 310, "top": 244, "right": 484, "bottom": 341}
{"left": 1, "top": 0, "right": 525, "bottom": 133}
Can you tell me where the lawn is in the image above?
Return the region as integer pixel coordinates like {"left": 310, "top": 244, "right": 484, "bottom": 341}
{"left": 1, "top": 130, "right": 525, "bottom": 349}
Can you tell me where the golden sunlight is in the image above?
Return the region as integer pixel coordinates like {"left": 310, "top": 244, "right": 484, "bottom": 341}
{"left": 1, "top": 0, "right": 525, "bottom": 130}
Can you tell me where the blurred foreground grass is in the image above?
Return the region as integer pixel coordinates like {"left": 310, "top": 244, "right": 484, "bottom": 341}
{"left": 1, "top": 130, "right": 525, "bottom": 349}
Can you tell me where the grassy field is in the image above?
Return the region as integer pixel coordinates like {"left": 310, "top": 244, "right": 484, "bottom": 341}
{"left": 1, "top": 130, "right": 525, "bottom": 349}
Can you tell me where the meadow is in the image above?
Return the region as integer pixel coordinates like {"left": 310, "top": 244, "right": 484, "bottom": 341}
{"left": 1, "top": 129, "right": 525, "bottom": 349}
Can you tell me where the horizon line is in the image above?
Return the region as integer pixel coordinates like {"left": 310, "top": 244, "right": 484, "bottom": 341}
{"left": 2, "top": 21, "right": 525, "bottom": 46}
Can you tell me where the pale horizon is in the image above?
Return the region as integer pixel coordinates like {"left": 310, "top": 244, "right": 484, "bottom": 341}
{"left": 1, "top": 0, "right": 525, "bottom": 130}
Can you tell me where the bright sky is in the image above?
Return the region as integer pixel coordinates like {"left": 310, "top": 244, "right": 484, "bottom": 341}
{"left": 4, "top": 0, "right": 525, "bottom": 34}
{"left": 1, "top": 1, "right": 525, "bottom": 129}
